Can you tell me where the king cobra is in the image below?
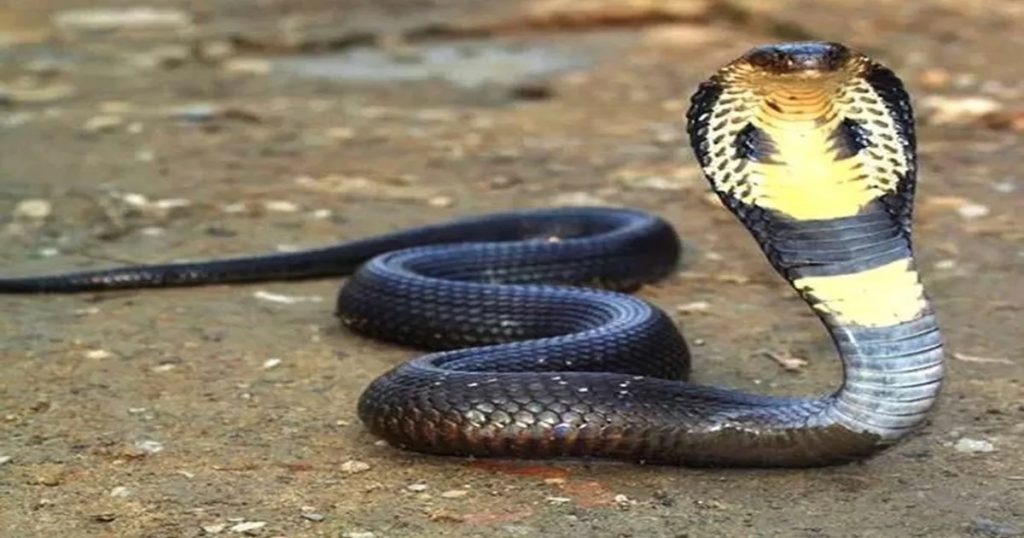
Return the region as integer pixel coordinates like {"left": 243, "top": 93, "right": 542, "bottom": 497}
{"left": 1, "top": 42, "right": 944, "bottom": 467}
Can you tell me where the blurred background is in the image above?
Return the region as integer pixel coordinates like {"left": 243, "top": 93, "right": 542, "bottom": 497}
{"left": 1, "top": 1, "right": 1022, "bottom": 537}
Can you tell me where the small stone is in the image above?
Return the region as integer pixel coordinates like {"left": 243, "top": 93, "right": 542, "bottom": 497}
{"left": 0, "top": 83, "right": 75, "bottom": 104}
{"left": 152, "top": 363, "right": 176, "bottom": 372}
{"left": 83, "top": 115, "right": 124, "bottom": 133}
{"left": 957, "top": 203, "right": 991, "bottom": 220}
{"left": 262, "top": 200, "right": 299, "bottom": 213}
{"left": 202, "top": 524, "right": 227, "bottom": 534}
{"left": 676, "top": 301, "right": 711, "bottom": 315}
{"left": 252, "top": 290, "right": 323, "bottom": 304}
{"left": 342, "top": 532, "right": 376, "bottom": 538}
{"left": 109, "top": 486, "right": 130, "bottom": 498}
{"left": 340, "top": 460, "right": 371, "bottom": 474}
{"left": 52, "top": 7, "right": 192, "bottom": 32}
{"left": 920, "top": 95, "right": 1003, "bottom": 126}
{"left": 992, "top": 180, "right": 1017, "bottom": 194}
{"left": 153, "top": 198, "right": 192, "bottom": 213}
{"left": 229, "top": 521, "right": 266, "bottom": 533}
{"left": 121, "top": 192, "right": 150, "bottom": 208}
{"left": 548, "top": 191, "right": 609, "bottom": 207}
{"left": 440, "top": 489, "right": 468, "bottom": 499}
{"left": 0, "top": 456, "right": 11, "bottom": 465}
{"left": 261, "top": 358, "right": 282, "bottom": 369}
{"left": 954, "top": 438, "right": 995, "bottom": 453}
{"left": 84, "top": 349, "right": 114, "bottom": 360}
{"left": 300, "top": 513, "right": 325, "bottom": 522}
{"left": 545, "top": 496, "right": 572, "bottom": 504}
{"left": 918, "top": 68, "right": 952, "bottom": 90}
{"left": 934, "top": 259, "right": 957, "bottom": 270}
{"left": 223, "top": 58, "right": 272, "bottom": 76}
{"left": 427, "top": 195, "right": 454, "bottom": 208}
{"left": 13, "top": 199, "right": 52, "bottom": 220}
{"left": 406, "top": 483, "right": 428, "bottom": 492}
{"left": 968, "top": 517, "right": 1021, "bottom": 537}
{"left": 172, "top": 104, "right": 222, "bottom": 123}
{"left": 134, "top": 440, "right": 164, "bottom": 454}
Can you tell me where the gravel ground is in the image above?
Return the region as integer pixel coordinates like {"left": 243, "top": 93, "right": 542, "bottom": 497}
{"left": 1, "top": 1, "right": 1022, "bottom": 537}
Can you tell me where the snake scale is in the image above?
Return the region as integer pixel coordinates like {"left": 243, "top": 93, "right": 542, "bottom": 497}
{"left": 1, "top": 42, "right": 944, "bottom": 467}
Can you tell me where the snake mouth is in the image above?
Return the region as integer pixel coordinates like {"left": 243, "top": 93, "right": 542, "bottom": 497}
{"left": 740, "top": 41, "right": 853, "bottom": 77}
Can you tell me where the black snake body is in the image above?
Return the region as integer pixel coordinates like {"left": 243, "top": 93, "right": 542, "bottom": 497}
{"left": 0, "top": 42, "right": 944, "bottom": 467}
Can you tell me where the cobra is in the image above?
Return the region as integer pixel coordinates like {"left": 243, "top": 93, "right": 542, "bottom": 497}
{"left": 0, "top": 42, "right": 943, "bottom": 467}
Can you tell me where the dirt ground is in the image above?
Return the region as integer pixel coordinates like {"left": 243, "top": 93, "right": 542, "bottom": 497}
{"left": 1, "top": 1, "right": 1022, "bottom": 537}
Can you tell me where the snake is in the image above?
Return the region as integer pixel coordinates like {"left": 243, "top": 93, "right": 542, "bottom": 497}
{"left": 1, "top": 42, "right": 944, "bottom": 467}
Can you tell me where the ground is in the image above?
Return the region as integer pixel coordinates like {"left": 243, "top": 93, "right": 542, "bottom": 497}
{"left": 1, "top": 1, "right": 1022, "bottom": 537}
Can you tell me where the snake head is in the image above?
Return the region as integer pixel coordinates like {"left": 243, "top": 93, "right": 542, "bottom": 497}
{"left": 741, "top": 42, "right": 853, "bottom": 77}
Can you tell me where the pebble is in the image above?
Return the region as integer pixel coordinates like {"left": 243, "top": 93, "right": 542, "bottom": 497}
{"left": 229, "top": 521, "right": 266, "bottom": 533}
{"left": 954, "top": 437, "right": 995, "bottom": 453}
{"left": 440, "top": 489, "right": 468, "bottom": 499}
{"left": 222, "top": 202, "right": 249, "bottom": 214}
{"left": 84, "top": 349, "right": 114, "bottom": 360}
{"left": 252, "top": 290, "right": 323, "bottom": 304}
{"left": 52, "top": 7, "right": 192, "bottom": 32}
{"left": 122, "top": 193, "right": 150, "bottom": 208}
{"left": 340, "top": 460, "right": 371, "bottom": 474}
{"left": 134, "top": 440, "right": 165, "bottom": 454}
{"left": 0, "top": 456, "right": 11, "bottom": 465}
{"left": 545, "top": 496, "right": 572, "bottom": 504}
{"left": 202, "top": 524, "right": 227, "bottom": 534}
{"left": 957, "top": 203, "right": 991, "bottom": 220}
{"left": 82, "top": 115, "right": 124, "bottom": 133}
{"left": 428, "top": 195, "right": 454, "bottom": 208}
{"left": 13, "top": 199, "right": 52, "bottom": 220}
{"left": 920, "top": 95, "right": 1002, "bottom": 126}
{"left": 223, "top": 58, "right": 272, "bottom": 76}
{"left": 992, "top": 180, "right": 1017, "bottom": 194}
{"left": 968, "top": 518, "right": 1021, "bottom": 537}
{"left": 109, "top": 486, "right": 130, "bottom": 497}
{"left": 261, "top": 358, "right": 282, "bottom": 369}
{"left": 300, "top": 513, "right": 325, "bottom": 522}
{"left": 171, "top": 104, "right": 222, "bottom": 123}
{"left": 262, "top": 200, "right": 300, "bottom": 213}
{"left": 406, "top": 483, "right": 428, "bottom": 492}
{"left": 342, "top": 532, "right": 376, "bottom": 538}
{"left": 0, "top": 83, "right": 75, "bottom": 104}
{"left": 918, "top": 67, "right": 952, "bottom": 90}
{"left": 676, "top": 301, "right": 711, "bottom": 315}
{"left": 548, "top": 191, "right": 610, "bottom": 207}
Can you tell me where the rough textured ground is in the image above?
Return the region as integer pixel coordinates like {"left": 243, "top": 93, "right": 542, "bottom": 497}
{"left": 1, "top": 1, "right": 1022, "bottom": 537}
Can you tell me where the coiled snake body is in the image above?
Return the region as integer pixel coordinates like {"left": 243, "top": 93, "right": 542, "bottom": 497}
{"left": 1, "top": 42, "right": 944, "bottom": 467}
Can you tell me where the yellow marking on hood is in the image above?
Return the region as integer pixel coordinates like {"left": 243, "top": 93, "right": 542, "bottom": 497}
{"left": 793, "top": 258, "right": 926, "bottom": 326}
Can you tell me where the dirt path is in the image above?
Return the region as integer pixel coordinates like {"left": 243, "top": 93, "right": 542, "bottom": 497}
{"left": 1, "top": 1, "right": 1022, "bottom": 537}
